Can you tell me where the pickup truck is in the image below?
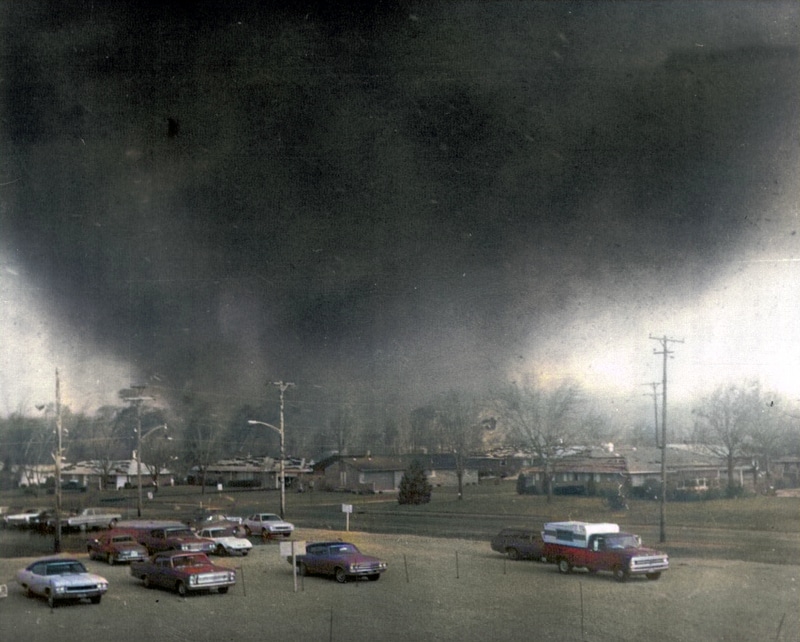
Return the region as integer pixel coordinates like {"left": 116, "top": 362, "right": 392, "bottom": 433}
{"left": 64, "top": 508, "right": 122, "bottom": 531}
{"left": 542, "top": 521, "right": 669, "bottom": 582}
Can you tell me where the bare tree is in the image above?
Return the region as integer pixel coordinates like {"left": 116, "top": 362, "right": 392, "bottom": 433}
{"left": 495, "top": 380, "right": 585, "bottom": 502}
{"left": 435, "top": 391, "right": 483, "bottom": 500}
{"left": 184, "top": 409, "right": 223, "bottom": 496}
{"left": 410, "top": 405, "right": 436, "bottom": 454}
{"left": 748, "top": 389, "right": 792, "bottom": 490}
{"left": 693, "top": 381, "right": 760, "bottom": 492}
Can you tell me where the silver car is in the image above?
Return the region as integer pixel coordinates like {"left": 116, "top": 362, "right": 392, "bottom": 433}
{"left": 16, "top": 557, "right": 108, "bottom": 607}
{"left": 243, "top": 513, "right": 294, "bottom": 538}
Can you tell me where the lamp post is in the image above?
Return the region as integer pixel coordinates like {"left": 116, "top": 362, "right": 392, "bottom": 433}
{"left": 54, "top": 369, "right": 63, "bottom": 553}
{"left": 249, "top": 381, "right": 293, "bottom": 518}
{"left": 135, "top": 424, "right": 168, "bottom": 518}
{"left": 248, "top": 419, "right": 286, "bottom": 518}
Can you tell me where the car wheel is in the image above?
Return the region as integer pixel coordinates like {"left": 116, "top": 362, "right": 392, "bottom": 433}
{"left": 218, "top": 586, "right": 229, "bottom": 594}
{"left": 216, "top": 544, "right": 226, "bottom": 556}
{"left": 109, "top": 519, "right": 118, "bottom": 528}
{"left": 557, "top": 558, "right": 572, "bottom": 574}
{"left": 646, "top": 572, "right": 661, "bottom": 581}
{"left": 142, "top": 575, "right": 151, "bottom": 589}
{"left": 334, "top": 567, "right": 348, "bottom": 583}
{"left": 176, "top": 581, "right": 187, "bottom": 597}
{"left": 261, "top": 529, "right": 270, "bottom": 541}
{"left": 107, "top": 553, "right": 115, "bottom": 566}
{"left": 244, "top": 526, "right": 252, "bottom": 536}
{"left": 91, "top": 595, "right": 102, "bottom": 604}
{"left": 506, "top": 547, "right": 520, "bottom": 561}
{"left": 298, "top": 562, "right": 308, "bottom": 577}
{"left": 367, "top": 574, "right": 380, "bottom": 581}
{"left": 613, "top": 566, "right": 629, "bottom": 583}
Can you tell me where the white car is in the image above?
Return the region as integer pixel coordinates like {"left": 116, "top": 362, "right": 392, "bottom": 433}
{"left": 243, "top": 513, "right": 294, "bottom": 538}
{"left": 3, "top": 508, "right": 43, "bottom": 528}
{"left": 197, "top": 526, "right": 253, "bottom": 556}
{"left": 16, "top": 557, "right": 108, "bottom": 607}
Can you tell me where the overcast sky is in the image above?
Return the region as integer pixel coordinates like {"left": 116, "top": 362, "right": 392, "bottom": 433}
{"left": 1, "top": 1, "right": 798, "bottom": 426}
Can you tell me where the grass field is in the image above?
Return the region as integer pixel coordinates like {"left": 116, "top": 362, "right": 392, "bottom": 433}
{"left": 3, "top": 480, "right": 799, "bottom": 564}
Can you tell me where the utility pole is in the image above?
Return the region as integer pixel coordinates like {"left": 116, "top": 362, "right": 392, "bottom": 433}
{"left": 54, "top": 368, "right": 63, "bottom": 553}
{"left": 125, "top": 384, "right": 153, "bottom": 518}
{"left": 649, "top": 334, "right": 683, "bottom": 543}
{"left": 643, "top": 382, "right": 661, "bottom": 447}
{"left": 272, "top": 381, "right": 294, "bottom": 519}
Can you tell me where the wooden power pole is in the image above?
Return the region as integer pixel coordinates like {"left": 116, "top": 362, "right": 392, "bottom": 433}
{"left": 649, "top": 335, "right": 683, "bottom": 543}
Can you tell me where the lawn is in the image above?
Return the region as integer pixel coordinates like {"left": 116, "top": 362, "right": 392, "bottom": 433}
{"left": 2, "top": 480, "right": 799, "bottom": 564}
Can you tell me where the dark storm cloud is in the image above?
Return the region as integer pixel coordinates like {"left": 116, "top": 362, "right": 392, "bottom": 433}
{"left": 1, "top": 1, "right": 797, "bottom": 414}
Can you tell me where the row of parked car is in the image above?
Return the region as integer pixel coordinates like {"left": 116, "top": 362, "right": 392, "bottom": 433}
{"left": 13, "top": 511, "right": 389, "bottom": 607}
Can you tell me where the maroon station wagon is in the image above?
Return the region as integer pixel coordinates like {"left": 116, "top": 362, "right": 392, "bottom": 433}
{"left": 87, "top": 530, "right": 149, "bottom": 565}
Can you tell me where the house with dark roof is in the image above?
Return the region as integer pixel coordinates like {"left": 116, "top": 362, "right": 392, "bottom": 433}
{"left": 517, "top": 444, "right": 752, "bottom": 495}
{"left": 314, "top": 453, "right": 479, "bottom": 493}
{"left": 189, "top": 457, "right": 313, "bottom": 489}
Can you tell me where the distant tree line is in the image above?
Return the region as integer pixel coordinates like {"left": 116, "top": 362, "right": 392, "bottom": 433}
{"left": 0, "top": 379, "right": 797, "bottom": 495}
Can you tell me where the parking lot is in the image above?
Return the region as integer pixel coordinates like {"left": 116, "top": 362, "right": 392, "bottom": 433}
{"left": 1, "top": 528, "right": 797, "bottom": 641}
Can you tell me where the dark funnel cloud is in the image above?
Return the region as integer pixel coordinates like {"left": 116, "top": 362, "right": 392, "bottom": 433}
{"left": 1, "top": 1, "right": 797, "bottom": 418}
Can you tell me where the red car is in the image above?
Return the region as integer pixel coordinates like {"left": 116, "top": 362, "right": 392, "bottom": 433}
{"left": 130, "top": 551, "right": 236, "bottom": 596}
{"left": 88, "top": 530, "right": 149, "bottom": 565}
{"left": 290, "top": 541, "right": 387, "bottom": 583}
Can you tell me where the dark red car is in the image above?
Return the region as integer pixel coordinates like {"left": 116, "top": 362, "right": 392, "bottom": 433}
{"left": 88, "top": 530, "right": 149, "bottom": 565}
{"left": 490, "top": 527, "right": 548, "bottom": 561}
{"left": 130, "top": 551, "right": 236, "bottom": 596}
{"left": 290, "top": 541, "right": 387, "bottom": 583}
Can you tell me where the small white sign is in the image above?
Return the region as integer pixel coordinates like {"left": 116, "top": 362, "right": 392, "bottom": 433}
{"left": 342, "top": 503, "right": 353, "bottom": 513}
{"left": 280, "top": 540, "right": 306, "bottom": 557}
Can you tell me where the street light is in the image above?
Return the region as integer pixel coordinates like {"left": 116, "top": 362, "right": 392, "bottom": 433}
{"left": 248, "top": 419, "right": 285, "bottom": 518}
{"left": 135, "top": 424, "right": 168, "bottom": 517}
{"left": 249, "top": 380, "right": 293, "bottom": 519}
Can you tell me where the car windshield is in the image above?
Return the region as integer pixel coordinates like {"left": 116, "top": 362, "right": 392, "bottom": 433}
{"left": 111, "top": 535, "right": 135, "bottom": 543}
{"left": 605, "top": 535, "right": 640, "bottom": 549}
{"left": 166, "top": 528, "right": 194, "bottom": 537}
{"left": 46, "top": 561, "right": 86, "bottom": 575}
{"left": 261, "top": 514, "right": 281, "bottom": 521}
{"left": 173, "top": 555, "right": 205, "bottom": 567}
{"left": 329, "top": 544, "right": 358, "bottom": 554}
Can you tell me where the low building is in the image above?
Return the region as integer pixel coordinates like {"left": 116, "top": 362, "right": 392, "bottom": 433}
{"left": 17, "top": 460, "right": 172, "bottom": 490}
{"left": 516, "top": 445, "right": 752, "bottom": 495}
{"left": 188, "top": 457, "right": 313, "bottom": 489}
{"left": 315, "top": 453, "right": 479, "bottom": 493}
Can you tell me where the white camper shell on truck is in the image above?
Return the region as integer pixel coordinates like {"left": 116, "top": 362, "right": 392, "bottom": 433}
{"left": 542, "top": 521, "right": 620, "bottom": 548}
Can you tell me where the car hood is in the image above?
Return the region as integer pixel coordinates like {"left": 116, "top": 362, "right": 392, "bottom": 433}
{"left": 180, "top": 563, "right": 226, "bottom": 573}
{"left": 211, "top": 536, "right": 251, "bottom": 546}
{"left": 48, "top": 572, "right": 108, "bottom": 587}
{"left": 112, "top": 542, "right": 148, "bottom": 552}
{"left": 631, "top": 546, "right": 668, "bottom": 557}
